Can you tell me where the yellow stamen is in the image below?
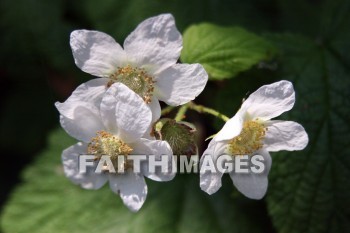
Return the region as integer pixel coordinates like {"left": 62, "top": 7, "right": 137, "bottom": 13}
{"left": 108, "top": 65, "right": 155, "bottom": 104}
{"left": 227, "top": 120, "right": 266, "bottom": 156}
{"left": 87, "top": 131, "right": 133, "bottom": 171}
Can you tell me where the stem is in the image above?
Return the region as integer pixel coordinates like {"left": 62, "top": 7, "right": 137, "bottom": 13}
{"left": 188, "top": 102, "right": 230, "bottom": 122}
{"left": 161, "top": 106, "right": 175, "bottom": 116}
{"left": 174, "top": 104, "right": 189, "bottom": 121}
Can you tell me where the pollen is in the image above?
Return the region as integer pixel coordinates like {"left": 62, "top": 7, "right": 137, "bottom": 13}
{"left": 87, "top": 131, "right": 133, "bottom": 171}
{"left": 108, "top": 65, "right": 155, "bottom": 104}
{"left": 227, "top": 120, "right": 266, "bottom": 156}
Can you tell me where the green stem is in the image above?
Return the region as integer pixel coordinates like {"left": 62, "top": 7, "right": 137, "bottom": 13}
{"left": 161, "top": 105, "right": 175, "bottom": 116}
{"left": 188, "top": 102, "right": 230, "bottom": 122}
{"left": 174, "top": 104, "right": 189, "bottom": 121}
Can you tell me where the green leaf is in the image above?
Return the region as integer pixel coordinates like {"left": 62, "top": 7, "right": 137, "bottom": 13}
{"left": 1, "top": 129, "right": 272, "bottom": 233}
{"left": 265, "top": 33, "right": 350, "bottom": 233}
{"left": 180, "top": 23, "right": 276, "bottom": 80}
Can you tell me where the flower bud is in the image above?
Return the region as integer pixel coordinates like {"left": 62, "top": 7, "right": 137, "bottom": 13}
{"left": 152, "top": 118, "right": 198, "bottom": 156}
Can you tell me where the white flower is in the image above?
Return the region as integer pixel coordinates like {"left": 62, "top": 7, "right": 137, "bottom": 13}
{"left": 69, "top": 13, "right": 208, "bottom": 123}
{"left": 56, "top": 82, "right": 175, "bottom": 212}
{"left": 200, "top": 80, "right": 309, "bottom": 199}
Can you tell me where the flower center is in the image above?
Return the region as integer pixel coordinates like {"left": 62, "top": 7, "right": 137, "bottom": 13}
{"left": 227, "top": 120, "right": 266, "bottom": 156}
{"left": 108, "top": 65, "right": 155, "bottom": 104}
{"left": 87, "top": 131, "right": 133, "bottom": 171}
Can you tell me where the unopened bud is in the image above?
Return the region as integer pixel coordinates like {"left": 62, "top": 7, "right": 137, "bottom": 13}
{"left": 152, "top": 118, "right": 198, "bottom": 156}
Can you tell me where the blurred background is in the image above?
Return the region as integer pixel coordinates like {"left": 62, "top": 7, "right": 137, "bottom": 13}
{"left": 0, "top": 0, "right": 349, "bottom": 232}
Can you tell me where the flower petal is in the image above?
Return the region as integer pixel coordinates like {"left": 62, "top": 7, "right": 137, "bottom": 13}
{"left": 142, "top": 96, "right": 162, "bottom": 139}
{"left": 214, "top": 111, "right": 244, "bottom": 142}
{"left": 149, "top": 96, "right": 161, "bottom": 122}
{"left": 229, "top": 149, "right": 271, "bottom": 199}
{"left": 264, "top": 120, "right": 309, "bottom": 152}
{"left": 100, "top": 83, "right": 152, "bottom": 143}
{"left": 109, "top": 172, "right": 147, "bottom": 212}
{"left": 132, "top": 138, "right": 175, "bottom": 182}
{"left": 55, "top": 78, "right": 108, "bottom": 119}
{"left": 199, "top": 140, "right": 227, "bottom": 195}
{"left": 99, "top": 84, "right": 119, "bottom": 134}
{"left": 70, "top": 30, "right": 127, "bottom": 77}
{"left": 155, "top": 63, "right": 208, "bottom": 106}
{"left": 58, "top": 106, "right": 105, "bottom": 143}
{"left": 241, "top": 80, "right": 295, "bottom": 120}
{"left": 123, "top": 14, "right": 182, "bottom": 74}
{"left": 62, "top": 142, "right": 108, "bottom": 190}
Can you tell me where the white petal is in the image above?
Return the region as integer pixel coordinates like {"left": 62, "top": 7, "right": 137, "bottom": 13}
{"left": 70, "top": 30, "right": 127, "bottom": 77}
{"left": 99, "top": 84, "right": 119, "bottom": 134}
{"left": 142, "top": 97, "right": 161, "bottom": 139}
{"left": 58, "top": 105, "right": 105, "bottom": 143}
{"left": 62, "top": 142, "right": 108, "bottom": 189}
{"left": 241, "top": 80, "right": 295, "bottom": 120}
{"left": 199, "top": 140, "right": 227, "bottom": 195}
{"left": 132, "top": 138, "right": 175, "bottom": 182}
{"left": 214, "top": 111, "right": 244, "bottom": 142}
{"left": 55, "top": 78, "right": 108, "bottom": 119}
{"left": 264, "top": 120, "right": 309, "bottom": 152}
{"left": 123, "top": 14, "right": 182, "bottom": 74}
{"left": 109, "top": 172, "right": 147, "bottom": 212}
{"left": 100, "top": 83, "right": 152, "bottom": 143}
{"left": 149, "top": 96, "right": 161, "bottom": 122}
{"left": 155, "top": 64, "right": 208, "bottom": 106}
{"left": 229, "top": 149, "right": 271, "bottom": 199}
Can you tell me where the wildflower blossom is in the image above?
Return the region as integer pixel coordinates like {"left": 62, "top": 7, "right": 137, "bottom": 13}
{"left": 200, "top": 80, "right": 309, "bottom": 199}
{"left": 70, "top": 14, "right": 208, "bottom": 122}
{"left": 56, "top": 83, "right": 174, "bottom": 211}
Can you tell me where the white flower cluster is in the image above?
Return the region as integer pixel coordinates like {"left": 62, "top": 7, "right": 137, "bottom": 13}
{"left": 56, "top": 13, "right": 308, "bottom": 212}
{"left": 56, "top": 14, "right": 208, "bottom": 212}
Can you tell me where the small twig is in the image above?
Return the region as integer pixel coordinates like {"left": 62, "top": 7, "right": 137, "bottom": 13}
{"left": 174, "top": 104, "right": 189, "bottom": 121}
{"left": 161, "top": 106, "right": 175, "bottom": 116}
{"left": 188, "top": 102, "right": 230, "bottom": 122}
